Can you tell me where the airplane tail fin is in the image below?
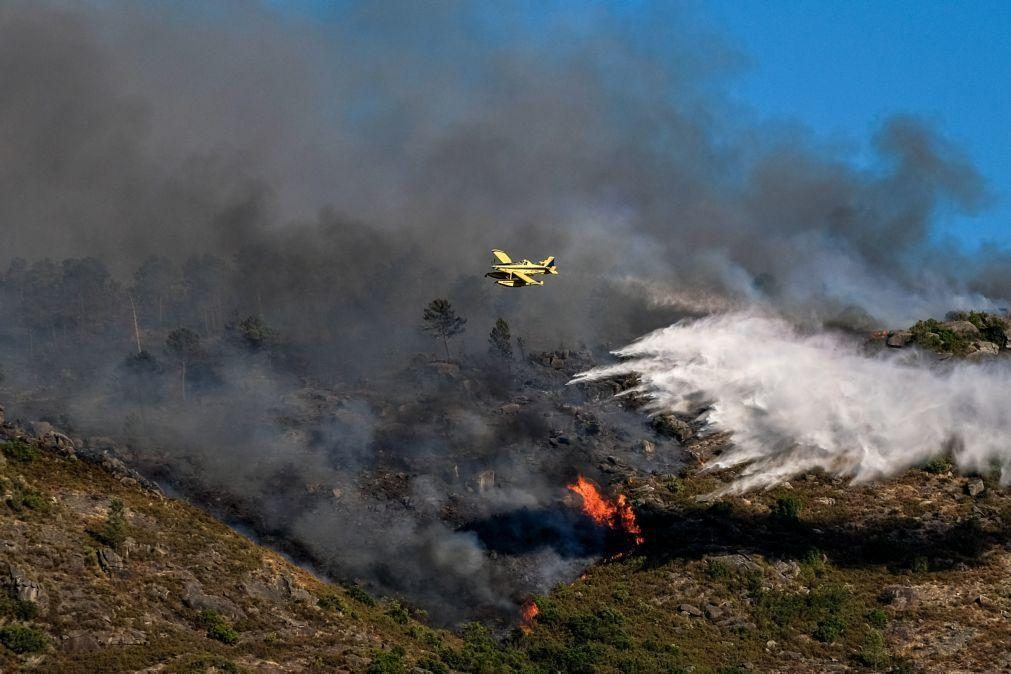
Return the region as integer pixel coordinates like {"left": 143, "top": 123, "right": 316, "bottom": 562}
{"left": 492, "top": 249, "right": 512, "bottom": 264}
{"left": 540, "top": 256, "right": 555, "bottom": 268}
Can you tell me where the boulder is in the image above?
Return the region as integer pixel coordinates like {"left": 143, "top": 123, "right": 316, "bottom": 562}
{"left": 4, "top": 565, "right": 45, "bottom": 604}
{"left": 966, "top": 341, "right": 999, "bottom": 361}
{"left": 944, "top": 320, "right": 981, "bottom": 338}
{"left": 881, "top": 585, "right": 920, "bottom": 610}
{"left": 41, "top": 431, "right": 76, "bottom": 456}
{"left": 706, "top": 554, "right": 763, "bottom": 575}
{"left": 677, "top": 603, "right": 702, "bottom": 617}
{"left": 886, "top": 330, "right": 913, "bottom": 347}
{"left": 62, "top": 631, "right": 100, "bottom": 654}
{"left": 182, "top": 581, "right": 245, "bottom": 619}
{"left": 97, "top": 548, "right": 126, "bottom": 575}
{"left": 965, "top": 479, "right": 986, "bottom": 497}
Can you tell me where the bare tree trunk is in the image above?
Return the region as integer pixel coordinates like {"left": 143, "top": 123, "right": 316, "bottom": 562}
{"left": 443, "top": 335, "right": 450, "bottom": 360}
{"left": 129, "top": 294, "right": 143, "bottom": 354}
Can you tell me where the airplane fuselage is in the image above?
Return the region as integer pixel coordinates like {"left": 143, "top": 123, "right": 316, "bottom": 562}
{"left": 486, "top": 250, "right": 558, "bottom": 287}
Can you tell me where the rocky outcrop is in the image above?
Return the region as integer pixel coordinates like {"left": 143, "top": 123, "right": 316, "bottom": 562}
{"left": 182, "top": 580, "right": 245, "bottom": 619}
{"left": 965, "top": 340, "right": 999, "bottom": 360}
{"left": 96, "top": 547, "right": 126, "bottom": 576}
{"left": 886, "top": 330, "right": 913, "bottom": 347}
{"left": 4, "top": 565, "right": 46, "bottom": 605}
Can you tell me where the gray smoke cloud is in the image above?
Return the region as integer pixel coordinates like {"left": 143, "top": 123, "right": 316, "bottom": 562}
{"left": 1, "top": 0, "right": 1003, "bottom": 337}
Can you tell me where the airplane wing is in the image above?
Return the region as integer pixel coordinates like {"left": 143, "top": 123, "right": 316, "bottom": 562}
{"left": 512, "top": 270, "right": 538, "bottom": 285}
{"left": 492, "top": 249, "right": 512, "bottom": 264}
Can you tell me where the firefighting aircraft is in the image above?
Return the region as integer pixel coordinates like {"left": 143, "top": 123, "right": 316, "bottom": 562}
{"left": 485, "top": 249, "right": 558, "bottom": 287}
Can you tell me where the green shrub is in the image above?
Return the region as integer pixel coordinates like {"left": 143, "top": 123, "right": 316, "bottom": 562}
{"left": 813, "top": 614, "right": 844, "bottom": 643}
{"left": 910, "top": 555, "right": 929, "bottom": 573}
{"left": 440, "top": 622, "right": 532, "bottom": 672}
{"left": 415, "top": 655, "right": 450, "bottom": 674}
{"left": 866, "top": 607, "right": 888, "bottom": 629}
{"left": 772, "top": 493, "right": 803, "bottom": 522}
{"left": 2, "top": 439, "right": 36, "bottom": 463}
{"left": 317, "top": 594, "right": 345, "bottom": 613}
{"left": 858, "top": 628, "right": 889, "bottom": 668}
{"left": 0, "top": 596, "right": 38, "bottom": 621}
{"left": 386, "top": 600, "right": 410, "bottom": 625}
{"left": 367, "top": 648, "right": 407, "bottom": 674}
{"left": 0, "top": 624, "right": 48, "bottom": 653}
{"left": 800, "top": 547, "right": 827, "bottom": 576}
{"left": 705, "top": 559, "right": 733, "bottom": 580}
{"left": 344, "top": 582, "right": 376, "bottom": 606}
{"left": 103, "top": 498, "right": 127, "bottom": 548}
{"left": 922, "top": 455, "right": 953, "bottom": 474}
{"left": 564, "top": 608, "right": 631, "bottom": 648}
{"left": 198, "top": 609, "right": 238, "bottom": 645}
{"left": 7, "top": 486, "right": 50, "bottom": 513}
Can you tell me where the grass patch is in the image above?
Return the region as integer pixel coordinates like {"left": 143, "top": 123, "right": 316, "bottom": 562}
{"left": 752, "top": 582, "right": 855, "bottom": 643}
{"left": 2, "top": 439, "right": 37, "bottom": 463}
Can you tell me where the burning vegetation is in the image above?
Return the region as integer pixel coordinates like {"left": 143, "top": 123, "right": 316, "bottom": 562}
{"left": 519, "top": 599, "right": 539, "bottom": 635}
{"left": 567, "top": 475, "right": 645, "bottom": 548}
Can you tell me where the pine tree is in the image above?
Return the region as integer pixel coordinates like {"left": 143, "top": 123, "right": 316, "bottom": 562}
{"left": 422, "top": 299, "right": 466, "bottom": 359}
{"left": 103, "top": 499, "right": 127, "bottom": 549}
{"left": 488, "top": 318, "right": 513, "bottom": 361}
{"left": 165, "top": 327, "right": 201, "bottom": 401}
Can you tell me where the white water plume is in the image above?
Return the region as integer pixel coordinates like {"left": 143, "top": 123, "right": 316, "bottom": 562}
{"left": 574, "top": 311, "right": 1011, "bottom": 492}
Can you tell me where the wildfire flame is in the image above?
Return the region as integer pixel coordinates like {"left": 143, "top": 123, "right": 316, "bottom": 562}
{"left": 520, "top": 599, "right": 539, "bottom": 634}
{"left": 567, "top": 475, "right": 644, "bottom": 545}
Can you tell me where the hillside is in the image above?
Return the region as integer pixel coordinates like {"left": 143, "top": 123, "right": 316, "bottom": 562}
{"left": 0, "top": 416, "right": 461, "bottom": 673}
{"left": 5, "top": 351, "right": 1011, "bottom": 673}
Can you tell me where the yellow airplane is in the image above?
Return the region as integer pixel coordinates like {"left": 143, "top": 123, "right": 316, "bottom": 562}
{"left": 485, "top": 249, "right": 558, "bottom": 287}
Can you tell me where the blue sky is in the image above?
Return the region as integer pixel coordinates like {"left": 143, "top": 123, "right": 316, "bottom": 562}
{"left": 693, "top": 1, "right": 1011, "bottom": 248}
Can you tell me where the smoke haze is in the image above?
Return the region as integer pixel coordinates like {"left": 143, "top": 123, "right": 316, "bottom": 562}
{"left": 2, "top": 0, "right": 1011, "bottom": 626}
{"left": 1, "top": 0, "right": 1006, "bottom": 335}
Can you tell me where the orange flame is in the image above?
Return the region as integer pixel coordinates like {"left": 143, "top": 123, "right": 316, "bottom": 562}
{"left": 520, "top": 599, "right": 539, "bottom": 634}
{"left": 567, "top": 475, "right": 644, "bottom": 545}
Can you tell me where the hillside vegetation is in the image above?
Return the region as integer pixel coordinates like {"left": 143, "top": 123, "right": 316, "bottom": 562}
{"left": 0, "top": 424, "right": 463, "bottom": 673}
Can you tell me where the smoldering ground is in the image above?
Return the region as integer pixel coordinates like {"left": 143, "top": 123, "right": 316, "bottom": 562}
{"left": 1, "top": 0, "right": 1011, "bottom": 626}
